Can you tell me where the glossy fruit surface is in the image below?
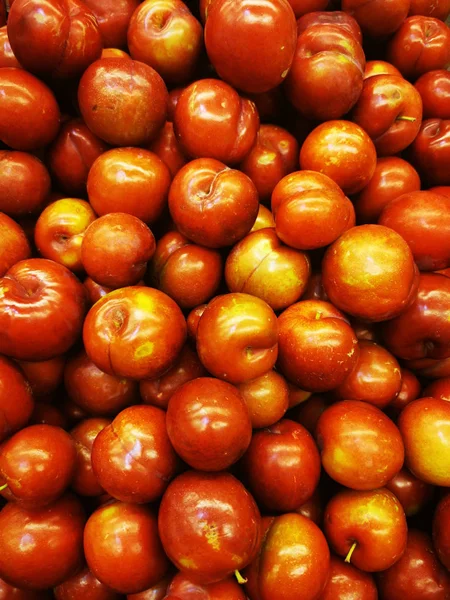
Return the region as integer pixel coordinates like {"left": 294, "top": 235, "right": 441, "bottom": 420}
{"left": 0, "top": 68, "right": 60, "bottom": 151}
{"left": 324, "top": 488, "right": 407, "bottom": 572}
{"left": 398, "top": 397, "right": 450, "bottom": 486}
{"left": 300, "top": 121, "right": 377, "bottom": 195}
{"left": 78, "top": 58, "right": 168, "bottom": 146}
{"left": 83, "top": 286, "right": 186, "bottom": 380}
{"left": 204, "top": 0, "right": 297, "bottom": 94}
{"left": 0, "top": 494, "right": 85, "bottom": 589}
{"left": 0, "top": 424, "right": 76, "bottom": 507}
{"left": 158, "top": 471, "right": 260, "bottom": 584}
{"left": 316, "top": 400, "right": 404, "bottom": 490}
{"left": 92, "top": 405, "right": 179, "bottom": 503}
{"left": 87, "top": 147, "right": 171, "bottom": 224}
{"left": 377, "top": 529, "right": 450, "bottom": 600}
{"left": 84, "top": 502, "right": 169, "bottom": 594}
{"left": 166, "top": 377, "right": 252, "bottom": 471}
{"left": 0, "top": 258, "right": 87, "bottom": 361}
{"left": 173, "top": 80, "right": 259, "bottom": 165}
{"left": 196, "top": 293, "right": 278, "bottom": 384}
{"left": 278, "top": 300, "right": 359, "bottom": 392}
{"left": 322, "top": 224, "right": 418, "bottom": 322}
{"left": 241, "top": 419, "right": 321, "bottom": 511}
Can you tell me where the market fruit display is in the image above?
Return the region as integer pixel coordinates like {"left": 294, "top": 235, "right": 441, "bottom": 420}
{"left": 0, "top": 0, "right": 449, "bottom": 598}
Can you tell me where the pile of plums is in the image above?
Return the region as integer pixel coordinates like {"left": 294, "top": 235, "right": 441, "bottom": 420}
{"left": 0, "top": 0, "right": 450, "bottom": 598}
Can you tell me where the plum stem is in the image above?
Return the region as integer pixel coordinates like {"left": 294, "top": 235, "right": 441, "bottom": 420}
{"left": 235, "top": 570, "right": 248, "bottom": 584}
{"left": 0, "top": 483, "right": 8, "bottom": 492}
{"left": 396, "top": 116, "right": 416, "bottom": 122}
{"left": 345, "top": 542, "right": 357, "bottom": 563}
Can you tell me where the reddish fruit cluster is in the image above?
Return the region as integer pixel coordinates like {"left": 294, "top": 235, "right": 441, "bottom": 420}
{"left": 0, "top": 0, "right": 449, "bottom": 599}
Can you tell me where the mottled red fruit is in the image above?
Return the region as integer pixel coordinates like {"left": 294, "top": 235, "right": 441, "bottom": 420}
{"left": 0, "top": 67, "right": 60, "bottom": 151}
{"left": 0, "top": 26, "right": 21, "bottom": 68}
{"left": 277, "top": 300, "right": 359, "bottom": 392}
{"left": 140, "top": 345, "right": 206, "bottom": 410}
{"left": 92, "top": 405, "right": 178, "bottom": 503}
{"left": 35, "top": 198, "right": 97, "bottom": 272}
{"left": 0, "top": 258, "right": 87, "bottom": 361}
{"left": 285, "top": 25, "right": 365, "bottom": 121}
{"left": 87, "top": 147, "right": 171, "bottom": 225}
{"left": 316, "top": 400, "right": 404, "bottom": 490}
{"left": 334, "top": 341, "right": 401, "bottom": 408}
{"left": 378, "top": 529, "right": 450, "bottom": 600}
{"left": 364, "top": 59, "right": 402, "bottom": 78}
{"left": 204, "top": 0, "right": 297, "bottom": 94}
{"left": 225, "top": 228, "right": 310, "bottom": 311}
{"left": 65, "top": 349, "right": 138, "bottom": 416}
{"left": 166, "top": 572, "right": 246, "bottom": 600}
{"left": 78, "top": 58, "right": 168, "bottom": 146}
{"left": 242, "top": 419, "right": 320, "bottom": 511}
{"left": 166, "top": 377, "right": 251, "bottom": 471}
{"left": 84, "top": 502, "right": 169, "bottom": 594}
{"left": 385, "top": 468, "right": 433, "bottom": 516}
{"left": 382, "top": 273, "right": 450, "bottom": 359}
{"left": 433, "top": 494, "right": 450, "bottom": 571}
{"left": 0, "top": 213, "right": 30, "bottom": 277}
{"left": 0, "top": 494, "right": 85, "bottom": 589}
{"left": 389, "top": 368, "right": 421, "bottom": 414}
{"left": 237, "top": 369, "right": 289, "bottom": 429}
{"left": 128, "top": 0, "right": 203, "bottom": 84}
{"left": 81, "top": 213, "right": 156, "bottom": 288}
{"left": 55, "top": 567, "right": 121, "bottom": 600}
{"left": 196, "top": 293, "right": 278, "bottom": 384}
{"left": 48, "top": 118, "right": 109, "bottom": 196}
{"left": 324, "top": 488, "right": 407, "bottom": 572}
{"left": 148, "top": 121, "right": 187, "bottom": 178}
{"left": 342, "top": 0, "right": 410, "bottom": 36}
{"left": 240, "top": 125, "right": 298, "bottom": 203}
{"left": 398, "top": 397, "right": 450, "bottom": 486}
{"left": 271, "top": 170, "right": 355, "bottom": 250}
{"left": 354, "top": 157, "right": 421, "bottom": 224}
{"left": 387, "top": 16, "right": 450, "bottom": 79}
{"left": 0, "top": 356, "right": 34, "bottom": 442}
{"left": 300, "top": 121, "right": 377, "bottom": 195}
{"left": 0, "top": 424, "right": 76, "bottom": 506}
{"left": 82, "top": 0, "right": 139, "bottom": 48}
{"left": 379, "top": 190, "right": 450, "bottom": 270}
{"left": 322, "top": 224, "right": 418, "bottom": 322}
{"left": 0, "top": 151, "right": 51, "bottom": 217}
{"left": 169, "top": 158, "right": 259, "bottom": 248}
{"left": 7, "top": 0, "right": 102, "bottom": 79}
{"left": 158, "top": 471, "right": 261, "bottom": 584}
{"left": 319, "top": 555, "right": 378, "bottom": 600}
{"left": 174, "top": 80, "right": 259, "bottom": 164}
{"left": 244, "top": 513, "right": 330, "bottom": 600}
{"left": 409, "top": 118, "right": 450, "bottom": 186}
{"left": 351, "top": 74, "right": 423, "bottom": 156}
{"left": 71, "top": 418, "right": 110, "bottom": 497}
{"left": 83, "top": 286, "right": 186, "bottom": 380}
{"left": 150, "top": 230, "right": 222, "bottom": 309}
{"left": 296, "top": 10, "right": 363, "bottom": 43}
{"left": 415, "top": 69, "right": 450, "bottom": 119}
